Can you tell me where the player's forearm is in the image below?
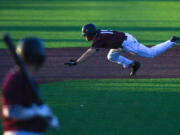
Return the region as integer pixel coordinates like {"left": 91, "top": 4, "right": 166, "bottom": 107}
{"left": 2, "top": 104, "right": 52, "bottom": 120}
{"left": 76, "top": 48, "right": 96, "bottom": 64}
{"left": 2, "top": 105, "right": 37, "bottom": 120}
{"left": 76, "top": 52, "right": 90, "bottom": 63}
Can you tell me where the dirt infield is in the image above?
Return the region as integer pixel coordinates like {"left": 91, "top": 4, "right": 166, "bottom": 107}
{"left": 0, "top": 46, "right": 180, "bottom": 84}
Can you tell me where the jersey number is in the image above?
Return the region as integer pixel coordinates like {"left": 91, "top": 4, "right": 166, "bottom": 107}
{"left": 100, "top": 30, "right": 113, "bottom": 35}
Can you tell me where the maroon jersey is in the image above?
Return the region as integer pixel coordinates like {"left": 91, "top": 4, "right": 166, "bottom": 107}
{"left": 1, "top": 67, "right": 48, "bottom": 133}
{"left": 91, "top": 29, "right": 127, "bottom": 49}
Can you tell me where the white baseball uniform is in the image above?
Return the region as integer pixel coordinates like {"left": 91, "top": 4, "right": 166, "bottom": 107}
{"left": 107, "top": 33, "right": 176, "bottom": 68}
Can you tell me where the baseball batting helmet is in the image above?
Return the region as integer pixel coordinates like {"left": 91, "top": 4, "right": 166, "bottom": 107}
{"left": 81, "top": 24, "right": 97, "bottom": 38}
{"left": 16, "top": 37, "right": 46, "bottom": 67}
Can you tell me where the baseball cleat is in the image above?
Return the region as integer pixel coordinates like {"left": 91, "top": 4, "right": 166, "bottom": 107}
{"left": 171, "top": 36, "right": 180, "bottom": 43}
{"left": 130, "top": 61, "right": 141, "bottom": 77}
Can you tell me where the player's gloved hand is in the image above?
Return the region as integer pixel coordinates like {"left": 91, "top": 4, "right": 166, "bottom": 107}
{"left": 34, "top": 104, "right": 52, "bottom": 118}
{"left": 47, "top": 115, "right": 60, "bottom": 129}
{"left": 34, "top": 104, "right": 60, "bottom": 129}
{"left": 64, "top": 59, "right": 77, "bottom": 66}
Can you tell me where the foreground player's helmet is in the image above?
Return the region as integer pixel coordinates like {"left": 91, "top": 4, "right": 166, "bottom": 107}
{"left": 16, "top": 37, "right": 46, "bottom": 68}
{"left": 81, "top": 24, "right": 97, "bottom": 38}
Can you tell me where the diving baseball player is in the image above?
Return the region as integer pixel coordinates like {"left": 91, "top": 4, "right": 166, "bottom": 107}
{"left": 65, "top": 23, "right": 180, "bottom": 76}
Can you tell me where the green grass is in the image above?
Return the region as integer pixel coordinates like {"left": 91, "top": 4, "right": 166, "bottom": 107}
{"left": 1, "top": 0, "right": 180, "bottom": 134}
{"left": 0, "top": 0, "right": 180, "bottom": 48}
{"left": 37, "top": 78, "right": 180, "bottom": 135}
{"left": 1, "top": 78, "right": 180, "bottom": 134}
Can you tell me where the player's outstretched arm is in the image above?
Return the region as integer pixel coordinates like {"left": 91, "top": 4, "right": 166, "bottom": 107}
{"left": 64, "top": 48, "right": 96, "bottom": 66}
{"left": 76, "top": 48, "right": 96, "bottom": 63}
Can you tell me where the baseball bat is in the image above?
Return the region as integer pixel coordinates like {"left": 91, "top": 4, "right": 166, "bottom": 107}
{"left": 2, "top": 34, "right": 42, "bottom": 102}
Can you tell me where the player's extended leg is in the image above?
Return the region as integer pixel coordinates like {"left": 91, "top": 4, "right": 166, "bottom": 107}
{"left": 107, "top": 49, "right": 133, "bottom": 68}
{"left": 107, "top": 49, "right": 141, "bottom": 76}
{"left": 122, "top": 33, "right": 177, "bottom": 58}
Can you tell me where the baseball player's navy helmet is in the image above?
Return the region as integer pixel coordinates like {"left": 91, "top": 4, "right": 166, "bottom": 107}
{"left": 81, "top": 24, "right": 97, "bottom": 38}
{"left": 16, "top": 37, "right": 46, "bottom": 67}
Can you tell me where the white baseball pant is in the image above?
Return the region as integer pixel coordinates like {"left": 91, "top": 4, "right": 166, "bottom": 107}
{"left": 107, "top": 33, "right": 176, "bottom": 68}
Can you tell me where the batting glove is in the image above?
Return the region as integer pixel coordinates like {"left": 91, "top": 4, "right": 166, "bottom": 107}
{"left": 47, "top": 115, "right": 60, "bottom": 129}
{"left": 34, "top": 104, "right": 52, "bottom": 118}
{"left": 64, "top": 59, "right": 77, "bottom": 66}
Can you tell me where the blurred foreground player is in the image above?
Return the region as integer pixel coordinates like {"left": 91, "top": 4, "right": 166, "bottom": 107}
{"left": 1, "top": 37, "right": 59, "bottom": 135}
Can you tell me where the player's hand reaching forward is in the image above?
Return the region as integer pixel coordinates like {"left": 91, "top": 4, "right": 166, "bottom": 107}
{"left": 64, "top": 59, "right": 77, "bottom": 66}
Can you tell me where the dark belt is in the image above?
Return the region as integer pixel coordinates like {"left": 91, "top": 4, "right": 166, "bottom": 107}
{"left": 124, "top": 35, "right": 128, "bottom": 40}
{"left": 119, "top": 34, "right": 127, "bottom": 48}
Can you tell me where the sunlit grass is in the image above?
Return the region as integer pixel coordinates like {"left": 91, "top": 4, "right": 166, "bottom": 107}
{"left": 38, "top": 78, "right": 180, "bottom": 135}
{"left": 0, "top": 0, "right": 180, "bottom": 48}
